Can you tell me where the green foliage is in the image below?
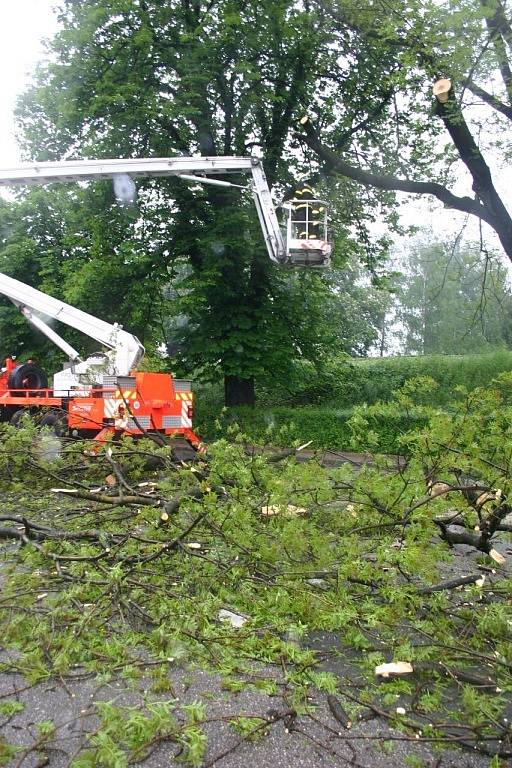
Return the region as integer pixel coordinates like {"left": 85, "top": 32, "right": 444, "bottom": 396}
{"left": 230, "top": 716, "right": 268, "bottom": 741}
{"left": 70, "top": 701, "right": 179, "bottom": 767}
{"left": 201, "top": 349, "right": 512, "bottom": 412}
{"left": 178, "top": 725, "right": 208, "bottom": 767}
{"left": 310, "top": 350, "right": 512, "bottom": 409}
{"left": 1, "top": 375, "right": 512, "bottom": 762}
{"left": 0, "top": 418, "right": 98, "bottom": 490}
{"left": 0, "top": 701, "right": 24, "bottom": 717}
{"left": 0, "top": 738, "right": 17, "bottom": 766}
{"left": 395, "top": 239, "right": 512, "bottom": 355}
{"left": 37, "top": 720, "right": 56, "bottom": 741}
{"left": 195, "top": 400, "right": 424, "bottom": 452}
{"left": 1, "top": 0, "right": 510, "bottom": 416}
{"left": 405, "top": 756, "right": 426, "bottom": 768}
{"left": 195, "top": 350, "right": 512, "bottom": 450}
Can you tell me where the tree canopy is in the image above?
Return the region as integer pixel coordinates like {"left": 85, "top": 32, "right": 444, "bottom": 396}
{"left": 298, "top": 0, "right": 512, "bottom": 260}
{"left": 12, "top": 0, "right": 380, "bottom": 403}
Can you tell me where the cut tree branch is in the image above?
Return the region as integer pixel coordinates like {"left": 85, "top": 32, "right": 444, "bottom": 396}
{"left": 466, "top": 80, "right": 512, "bottom": 120}
{"left": 417, "top": 573, "right": 483, "bottom": 593}
{"left": 434, "top": 83, "right": 512, "bottom": 257}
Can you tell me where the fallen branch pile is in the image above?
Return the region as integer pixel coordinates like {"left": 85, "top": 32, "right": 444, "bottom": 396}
{"left": 0, "top": 421, "right": 510, "bottom": 764}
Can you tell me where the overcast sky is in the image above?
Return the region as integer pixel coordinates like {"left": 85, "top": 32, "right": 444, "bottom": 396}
{"left": 0, "top": 0, "right": 58, "bottom": 166}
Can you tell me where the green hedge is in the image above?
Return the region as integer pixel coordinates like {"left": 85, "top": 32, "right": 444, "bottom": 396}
{"left": 195, "top": 401, "right": 426, "bottom": 453}
{"left": 340, "top": 350, "right": 512, "bottom": 407}
{"left": 265, "top": 350, "right": 512, "bottom": 408}
{"left": 194, "top": 351, "right": 512, "bottom": 451}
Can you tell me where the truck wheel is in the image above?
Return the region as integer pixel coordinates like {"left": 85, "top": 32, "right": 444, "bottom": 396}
{"left": 8, "top": 363, "right": 48, "bottom": 393}
{"left": 40, "top": 410, "right": 68, "bottom": 437}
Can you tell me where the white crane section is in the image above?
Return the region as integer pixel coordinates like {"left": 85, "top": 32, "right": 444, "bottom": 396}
{"left": 0, "top": 155, "right": 290, "bottom": 265}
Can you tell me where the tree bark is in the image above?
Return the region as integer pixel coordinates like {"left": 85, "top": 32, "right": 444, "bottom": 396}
{"left": 433, "top": 91, "right": 512, "bottom": 257}
{"left": 224, "top": 375, "right": 255, "bottom": 407}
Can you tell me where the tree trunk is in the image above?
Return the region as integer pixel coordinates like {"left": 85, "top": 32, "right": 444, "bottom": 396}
{"left": 224, "top": 375, "right": 255, "bottom": 407}
{"left": 434, "top": 96, "right": 512, "bottom": 260}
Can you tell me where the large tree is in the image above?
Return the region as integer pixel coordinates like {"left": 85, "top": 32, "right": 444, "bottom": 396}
{"left": 13, "top": 0, "right": 412, "bottom": 405}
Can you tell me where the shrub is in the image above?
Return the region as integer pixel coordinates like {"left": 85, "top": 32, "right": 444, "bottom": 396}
{"left": 323, "top": 350, "right": 512, "bottom": 408}
{"left": 194, "top": 401, "right": 426, "bottom": 452}
{"left": 194, "top": 351, "right": 512, "bottom": 451}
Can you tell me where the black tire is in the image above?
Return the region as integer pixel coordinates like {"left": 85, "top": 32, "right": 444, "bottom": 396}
{"left": 8, "top": 363, "right": 48, "bottom": 393}
{"left": 40, "top": 410, "right": 68, "bottom": 437}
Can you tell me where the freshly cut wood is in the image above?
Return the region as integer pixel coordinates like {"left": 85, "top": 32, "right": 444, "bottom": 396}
{"left": 433, "top": 78, "right": 452, "bottom": 103}
{"left": 261, "top": 504, "right": 306, "bottom": 517}
{"left": 475, "top": 491, "right": 496, "bottom": 509}
{"left": 428, "top": 481, "right": 452, "bottom": 496}
{"left": 218, "top": 609, "right": 247, "bottom": 628}
{"left": 375, "top": 661, "right": 413, "bottom": 678}
{"left": 50, "top": 488, "right": 76, "bottom": 494}
{"left": 489, "top": 548, "right": 506, "bottom": 565}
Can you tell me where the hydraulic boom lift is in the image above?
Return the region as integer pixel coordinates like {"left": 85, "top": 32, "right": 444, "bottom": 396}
{"left": 0, "top": 155, "right": 332, "bottom": 445}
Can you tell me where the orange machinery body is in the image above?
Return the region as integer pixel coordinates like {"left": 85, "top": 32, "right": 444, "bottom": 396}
{"left": 0, "top": 360, "right": 202, "bottom": 448}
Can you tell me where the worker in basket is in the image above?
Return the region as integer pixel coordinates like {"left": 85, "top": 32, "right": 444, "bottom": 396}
{"left": 292, "top": 180, "right": 325, "bottom": 240}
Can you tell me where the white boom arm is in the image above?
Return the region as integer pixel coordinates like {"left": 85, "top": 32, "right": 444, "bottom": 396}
{"left": 0, "top": 156, "right": 287, "bottom": 264}
{"left": 0, "top": 272, "right": 144, "bottom": 376}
